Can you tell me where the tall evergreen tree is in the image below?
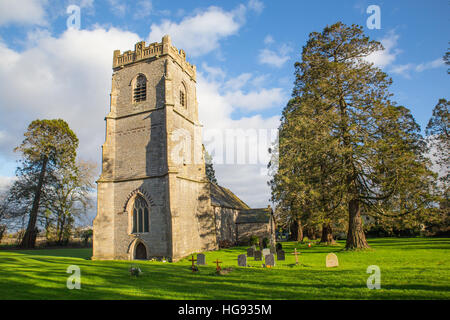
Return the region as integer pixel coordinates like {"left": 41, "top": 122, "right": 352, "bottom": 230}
{"left": 13, "top": 119, "right": 78, "bottom": 248}
{"left": 273, "top": 22, "right": 436, "bottom": 249}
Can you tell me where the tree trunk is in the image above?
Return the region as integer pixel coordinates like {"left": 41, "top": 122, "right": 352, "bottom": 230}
{"left": 320, "top": 223, "right": 336, "bottom": 245}
{"left": 20, "top": 157, "right": 48, "bottom": 248}
{"left": 346, "top": 199, "right": 370, "bottom": 249}
{"left": 58, "top": 212, "right": 66, "bottom": 245}
{"left": 297, "top": 220, "right": 303, "bottom": 242}
{"left": 290, "top": 219, "right": 303, "bottom": 241}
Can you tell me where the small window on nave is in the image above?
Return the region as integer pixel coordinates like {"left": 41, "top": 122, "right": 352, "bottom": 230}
{"left": 132, "top": 195, "right": 149, "bottom": 233}
{"left": 133, "top": 74, "right": 147, "bottom": 102}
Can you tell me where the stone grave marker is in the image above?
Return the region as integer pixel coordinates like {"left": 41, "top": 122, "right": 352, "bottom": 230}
{"left": 265, "top": 253, "right": 275, "bottom": 267}
{"left": 247, "top": 247, "right": 254, "bottom": 257}
{"left": 197, "top": 253, "right": 206, "bottom": 265}
{"left": 254, "top": 250, "right": 262, "bottom": 261}
{"left": 277, "top": 250, "right": 285, "bottom": 261}
{"left": 326, "top": 253, "right": 339, "bottom": 268}
{"left": 238, "top": 254, "right": 247, "bottom": 267}
{"left": 262, "top": 248, "right": 270, "bottom": 257}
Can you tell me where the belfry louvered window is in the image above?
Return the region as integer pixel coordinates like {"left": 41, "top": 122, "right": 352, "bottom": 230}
{"left": 132, "top": 195, "right": 149, "bottom": 233}
{"left": 134, "top": 74, "right": 147, "bottom": 102}
{"left": 180, "top": 83, "right": 186, "bottom": 108}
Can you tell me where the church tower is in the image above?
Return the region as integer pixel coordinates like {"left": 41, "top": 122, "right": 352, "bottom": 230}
{"left": 93, "top": 35, "right": 218, "bottom": 261}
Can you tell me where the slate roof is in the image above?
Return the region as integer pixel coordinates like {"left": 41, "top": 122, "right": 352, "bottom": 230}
{"left": 210, "top": 183, "right": 250, "bottom": 210}
{"left": 236, "top": 208, "right": 272, "bottom": 224}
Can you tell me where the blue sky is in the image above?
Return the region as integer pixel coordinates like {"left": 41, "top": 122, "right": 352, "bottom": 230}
{"left": 0, "top": 0, "right": 448, "bottom": 210}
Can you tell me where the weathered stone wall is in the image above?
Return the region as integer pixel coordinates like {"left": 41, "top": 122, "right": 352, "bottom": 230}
{"left": 165, "top": 49, "right": 218, "bottom": 260}
{"left": 213, "top": 206, "right": 239, "bottom": 244}
{"left": 236, "top": 221, "right": 274, "bottom": 245}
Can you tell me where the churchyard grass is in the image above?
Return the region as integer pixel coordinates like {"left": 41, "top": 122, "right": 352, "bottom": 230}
{"left": 0, "top": 237, "right": 448, "bottom": 299}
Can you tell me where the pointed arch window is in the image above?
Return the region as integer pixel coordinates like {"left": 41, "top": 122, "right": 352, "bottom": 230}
{"left": 133, "top": 74, "right": 147, "bottom": 102}
{"left": 132, "top": 195, "right": 149, "bottom": 233}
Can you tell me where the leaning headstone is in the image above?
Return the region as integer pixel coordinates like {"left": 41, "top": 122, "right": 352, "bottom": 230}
{"left": 238, "top": 254, "right": 247, "bottom": 267}
{"left": 326, "top": 253, "right": 339, "bottom": 268}
{"left": 197, "top": 253, "right": 206, "bottom": 265}
{"left": 265, "top": 253, "right": 275, "bottom": 267}
{"left": 277, "top": 250, "right": 285, "bottom": 261}
{"left": 262, "top": 248, "right": 270, "bottom": 257}
{"left": 247, "top": 247, "right": 255, "bottom": 257}
{"left": 254, "top": 250, "right": 262, "bottom": 261}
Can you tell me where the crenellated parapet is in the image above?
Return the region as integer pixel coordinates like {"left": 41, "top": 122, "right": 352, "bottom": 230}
{"left": 113, "top": 35, "right": 196, "bottom": 81}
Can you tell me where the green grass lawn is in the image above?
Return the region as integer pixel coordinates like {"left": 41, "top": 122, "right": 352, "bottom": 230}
{"left": 0, "top": 237, "right": 449, "bottom": 300}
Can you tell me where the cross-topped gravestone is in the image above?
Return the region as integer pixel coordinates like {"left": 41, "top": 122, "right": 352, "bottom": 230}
{"left": 262, "top": 248, "right": 270, "bottom": 257}
{"left": 265, "top": 253, "right": 275, "bottom": 267}
{"left": 291, "top": 248, "right": 301, "bottom": 265}
{"left": 326, "top": 253, "right": 339, "bottom": 268}
{"left": 189, "top": 255, "right": 197, "bottom": 272}
{"left": 238, "top": 254, "right": 247, "bottom": 267}
{"left": 254, "top": 250, "right": 262, "bottom": 261}
{"left": 277, "top": 250, "right": 285, "bottom": 261}
{"left": 215, "top": 258, "right": 222, "bottom": 271}
{"left": 197, "top": 253, "right": 206, "bottom": 265}
{"left": 247, "top": 247, "right": 254, "bottom": 257}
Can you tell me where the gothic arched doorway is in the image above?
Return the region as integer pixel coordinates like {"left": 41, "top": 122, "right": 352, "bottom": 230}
{"left": 135, "top": 242, "right": 147, "bottom": 260}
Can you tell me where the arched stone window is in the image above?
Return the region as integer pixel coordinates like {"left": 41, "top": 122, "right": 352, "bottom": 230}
{"left": 179, "top": 83, "right": 187, "bottom": 108}
{"left": 132, "top": 195, "right": 149, "bottom": 233}
{"left": 133, "top": 74, "right": 147, "bottom": 102}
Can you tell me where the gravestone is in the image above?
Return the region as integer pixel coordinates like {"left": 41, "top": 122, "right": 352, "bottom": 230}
{"left": 277, "top": 250, "right": 285, "bottom": 261}
{"left": 247, "top": 247, "right": 255, "bottom": 257}
{"left": 254, "top": 250, "right": 262, "bottom": 261}
{"left": 326, "top": 253, "right": 339, "bottom": 268}
{"left": 262, "top": 248, "right": 270, "bottom": 257}
{"left": 265, "top": 253, "right": 275, "bottom": 267}
{"left": 197, "top": 253, "right": 206, "bottom": 265}
{"left": 238, "top": 254, "right": 247, "bottom": 267}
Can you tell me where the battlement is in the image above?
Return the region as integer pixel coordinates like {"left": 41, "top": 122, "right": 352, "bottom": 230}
{"left": 113, "top": 35, "right": 196, "bottom": 80}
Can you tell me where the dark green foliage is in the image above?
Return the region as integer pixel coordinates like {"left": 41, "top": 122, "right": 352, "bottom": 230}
{"left": 204, "top": 148, "right": 217, "bottom": 184}
{"left": 249, "top": 235, "right": 259, "bottom": 246}
{"left": 276, "top": 242, "right": 282, "bottom": 251}
{"left": 262, "top": 237, "right": 269, "bottom": 248}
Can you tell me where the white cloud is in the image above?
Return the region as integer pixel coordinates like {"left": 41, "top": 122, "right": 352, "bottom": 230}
{"left": 133, "top": 0, "right": 153, "bottom": 19}
{"left": 263, "top": 35, "right": 274, "bottom": 45}
{"left": 364, "top": 31, "right": 445, "bottom": 78}
{"left": 107, "top": 0, "right": 127, "bottom": 17}
{"left": 148, "top": 5, "right": 246, "bottom": 57}
{"left": 0, "top": 176, "right": 16, "bottom": 193}
{"left": 259, "top": 48, "right": 289, "bottom": 68}
{"left": 415, "top": 58, "right": 444, "bottom": 72}
{"left": 258, "top": 37, "right": 293, "bottom": 68}
{"left": 225, "top": 88, "right": 285, "bottom": 111}
{"left": 365, "top": 30, "right": 401, "bottom": 68}
{"left": 0, "top": 0, "right": 47, "bottom": 26}
{"left": 390, "top": 63, "right": 413, "bottom": 78}
{"left": 247, "top": 0, "right": 264, "bottom": 14}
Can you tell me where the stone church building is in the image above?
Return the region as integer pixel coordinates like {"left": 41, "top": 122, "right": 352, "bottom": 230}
{"left": 92, "top": 35, "right": 275, "bottom": 261}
